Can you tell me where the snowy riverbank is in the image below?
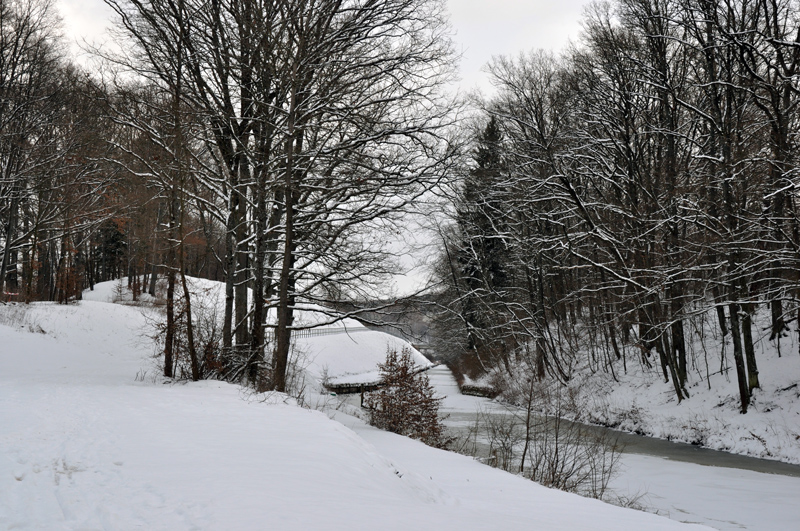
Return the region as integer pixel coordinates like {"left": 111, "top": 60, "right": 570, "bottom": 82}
{"left": 580, "top": 321, "right": 800, "bottom": 465}
{"left": 474, "top": 309, "right": 800, "bottom": 466}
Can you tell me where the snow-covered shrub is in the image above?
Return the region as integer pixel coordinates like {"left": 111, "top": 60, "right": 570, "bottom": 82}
{"left": 364, "top": 348, "right": 451, "bottom": 449}
{"left": 459, "top": 376, "right": 622, "bottom": 500}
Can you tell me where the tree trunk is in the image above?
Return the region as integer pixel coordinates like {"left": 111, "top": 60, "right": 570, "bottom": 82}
{"left": 672, "top": 319, "right": 687, "bottom": 387}
{"left": 728, "top": 303, "right": 749, "bottom": 413}
{"left": 180, "top": 269, "right": 200, "bottom": 381}
{"left": 273, "top": 75, "right": 301, "bottom": 393}
{"left": 249, "top": 167, "right": 267, "bottom": 386}
{"left": 741, "top": 305, "right": 759, "bottom": 393}
{"left": 223, "top": 198, "right": 236, "bottom": 355}
{"left": 273, "top": 190, "right": 296, "bottom": 393}
{"left": 0, "top": 195, "right": 18, "bottom": 298}
{"left": 164, "top": 261, "right": 176, "bottom": 378}
{"left": 234, "top": 183, "right": 250, "bottom": 350}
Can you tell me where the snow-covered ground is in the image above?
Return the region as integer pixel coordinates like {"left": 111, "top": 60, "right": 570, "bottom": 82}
{"left": 0, "top": 291, "right": 707, "bottom": 529}
{"left": 82, "top": 277, "right": 432, "bottom": 387}
{"left": 477, "top": 309, "right": 800, "bottom": 466}
{"left": 571, "top": 315, "right": 800, "bottom": 466}
{"left": 424, "top": 366, "right": 800, "bottom": 531}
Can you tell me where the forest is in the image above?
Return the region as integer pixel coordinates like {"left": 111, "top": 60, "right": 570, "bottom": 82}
{"left": 433, "top": 0, "right": 800, "bottom": 416}
{"left": 3, "top": 0, "right": 800, "bottom": 414}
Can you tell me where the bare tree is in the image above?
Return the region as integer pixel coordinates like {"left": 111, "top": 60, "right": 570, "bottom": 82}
{"left": 104, "top": 0, "right": 458, "bottom": 390}
{"left": 1, "top": 0, "right": 118, "bottom": 303}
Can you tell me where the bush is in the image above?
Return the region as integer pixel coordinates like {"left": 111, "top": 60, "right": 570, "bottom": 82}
{"left": 365, "top": 348, "right": 451, "bottom": 449}
{"left": 455, "top": 377, "right": 623, "bottom": 500}
{"left": 149, "top": 281, "right": 222, "bottom": 380}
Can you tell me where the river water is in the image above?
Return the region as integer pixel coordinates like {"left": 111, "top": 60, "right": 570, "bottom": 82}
{"left": 425, "top": 365, "right": 800, "bottom": 530}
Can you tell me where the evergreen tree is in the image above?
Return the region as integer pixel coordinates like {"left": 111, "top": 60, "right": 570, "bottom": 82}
{"left": 459, "top": 116, "right": 509, "bottom": 293}
{"left": 454, "top": 116, "right": 514, "bottom": 371}
{"left": 365, "top": 348, "right": 451, "bottom": 449}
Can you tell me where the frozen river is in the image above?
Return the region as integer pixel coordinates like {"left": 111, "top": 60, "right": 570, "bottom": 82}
{"left": 425, "top": 365, "right": 800, "bottom": 531}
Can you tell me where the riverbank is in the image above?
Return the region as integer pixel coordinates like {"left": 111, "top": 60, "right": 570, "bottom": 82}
{"left": 467, "top": 311, "right": 800, "bottom": 466}
{"left": 575, "top": 335, "right": 800, "bottom": 465}
{"left": 423, "top": 365, "right": 800, "bottom": 531}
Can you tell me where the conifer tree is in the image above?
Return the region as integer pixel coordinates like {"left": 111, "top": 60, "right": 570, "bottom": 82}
{"left": 455, "top": 117, "right": 514, "bottom": 370}
{"left": 365, "top": 348, "right": 450, "bottom": 449}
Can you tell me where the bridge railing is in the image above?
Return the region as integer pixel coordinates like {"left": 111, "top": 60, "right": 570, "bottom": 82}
{"left": 264, "top": 327, "right": 372, "bottom": 340}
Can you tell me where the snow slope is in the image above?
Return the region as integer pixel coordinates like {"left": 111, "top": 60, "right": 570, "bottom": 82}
{"left": 571, "top": 312, "right": 800, "bottom": 465}
{"left": 82, "top": 277, "right": 432, "bottom": 386}
{"left": 423, "top": 366, "right": 800, "bottom": 531}
{"left": 480, "top": 309, "right": 800, "bottom": 465}
{"left": 0, "top": 298, "right": 708, "bottom": 530}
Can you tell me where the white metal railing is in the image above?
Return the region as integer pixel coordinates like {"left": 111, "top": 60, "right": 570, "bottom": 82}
{"left": 264, "top": 326, "right": 372, "bottom": 340}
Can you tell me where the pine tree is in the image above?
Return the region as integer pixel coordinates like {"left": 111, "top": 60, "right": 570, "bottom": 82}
{"left": 453, "top": 116, "right": 515, "bottom": 372}
{"left": 458, "top": 116, "right": 509, "bottom": 294}
{"left": 365, "top": 348, "right": 451, "bottom": 449}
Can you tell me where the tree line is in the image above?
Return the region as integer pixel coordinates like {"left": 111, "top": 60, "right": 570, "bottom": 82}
{"left": 434, "top": 0, "right": 800, "bottom": 413}
{"left": 5, "top": 0, "right": 799, "bottom": 410}
{"left": 0, "top": 0, "right": 456, "bottom": 392}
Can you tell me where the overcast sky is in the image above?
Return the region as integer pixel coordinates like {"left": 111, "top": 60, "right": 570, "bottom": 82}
{"left": 447, "top": 0, "right": 588, "bottom": 91}
{"left": 56, "top": 0, "right": 590, "bottom": 93}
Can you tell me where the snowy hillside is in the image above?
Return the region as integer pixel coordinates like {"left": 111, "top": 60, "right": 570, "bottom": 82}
{"left": 0, "top": 295, "right": 709, "bottom": 529}
{"left": 489, "top": 309, "right": 800, "bottom": 465}
{"left": 81, "top": 277, "right": 432, "bottom": 387}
